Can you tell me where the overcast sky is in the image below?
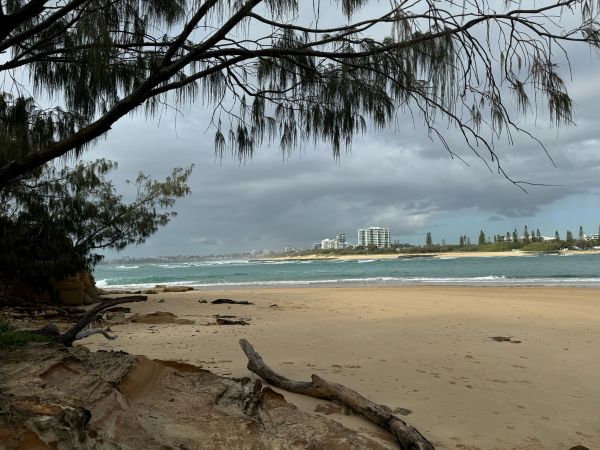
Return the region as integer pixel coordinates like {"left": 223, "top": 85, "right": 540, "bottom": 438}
{"left": 85, "top": 13, "right": 600, "bottom": 257}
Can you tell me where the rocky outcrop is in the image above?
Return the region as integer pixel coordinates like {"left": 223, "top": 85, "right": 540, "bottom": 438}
{"left": 0, "top": 271, "right": 99, "bottom": 306}
{"left": 156, "top": 285, "right": 194, "bottom": 293}
{"left": 0, "top": 345, "right": 397, "bottom": 449}
{"left": 0, "top": 278, "right": 51, "bottom": 303}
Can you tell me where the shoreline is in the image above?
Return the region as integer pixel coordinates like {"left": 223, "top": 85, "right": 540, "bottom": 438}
{"left": 269, "top": 248, "right": 600, "bottom": 261}
{"left": 99, "top": 278, "right": 600, "bottom": 291}
{"left": 95, "top": 251, "right": 600, "bottom": 291}
{"left": 83, "top": 285, "right": 600, "bottom": 449}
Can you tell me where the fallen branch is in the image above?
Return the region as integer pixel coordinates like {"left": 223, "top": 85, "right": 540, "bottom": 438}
{"left": 74, "top": 328, "right": 117, "bottom": 341}
{"left": 239, "top": 338, "right": 434, "bottom": 450}
{"left": 58, "top": 295, "right": 147, "bottom": 346}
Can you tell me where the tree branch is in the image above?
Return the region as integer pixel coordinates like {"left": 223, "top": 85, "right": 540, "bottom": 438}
{"left": 59, "top": 295, "right": 147, "bottom": 346}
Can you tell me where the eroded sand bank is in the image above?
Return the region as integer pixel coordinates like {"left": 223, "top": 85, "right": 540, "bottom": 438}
{"left": 83, "top": 286, "right": 600, "bottom": 449}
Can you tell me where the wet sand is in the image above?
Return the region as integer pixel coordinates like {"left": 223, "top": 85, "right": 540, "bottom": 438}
{"left": 83, "top": 286, "right": 600, "bottom": 449}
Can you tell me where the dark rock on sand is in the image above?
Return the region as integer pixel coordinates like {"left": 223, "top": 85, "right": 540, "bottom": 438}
{"left": 211, "top": 298, "right": 253, "bottom": 305}
{"left": 162, "top": 286, "right": 193, "bottom": 292}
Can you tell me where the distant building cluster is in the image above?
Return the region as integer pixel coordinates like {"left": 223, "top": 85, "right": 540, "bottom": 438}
{"left": 357, "top": 227, "right": 391, "bottom": 248}
{"left": 250, "top": 249, "right": 275, "bottom": 257}
{"left": 313, "top": 228, "right": 392, "bottom": 250}
{"left": 315, "top": 233, "right": 349, "bottom": 250}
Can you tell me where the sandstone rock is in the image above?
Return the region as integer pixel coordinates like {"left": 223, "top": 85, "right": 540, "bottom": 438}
{"left": 0, "top": 278, "right": 51, "bottom": 303}
{"left": 161, "top": 286, "right": 194, "bottom": 293}
{"left": 142, "top": 289, "right": 158, "bottom": 294}
{"left": 105, "top": 312, "right": 126, "bottom": 322}
{"left": 83, "top": 293, "right": 95, "bottom": 305}
{"left": 1, "top": 270, "right": 99, "bottom": 305}
{"left": 55, "top": 277, "right": 85, "bottom": 306}
{"left": 0, "top": 346, "right": 393, "bottom": 450}
{"left": 79, "top": 271, "right": 98, "bottom": 302}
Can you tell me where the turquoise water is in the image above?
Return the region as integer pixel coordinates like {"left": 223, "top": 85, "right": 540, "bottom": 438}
{"left": 93, "top": 254, "right": 600, "bottom": 289}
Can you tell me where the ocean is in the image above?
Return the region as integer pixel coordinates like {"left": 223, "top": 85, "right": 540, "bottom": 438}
{"left": 93, "top": 253, "right": 600, "bottom": 289}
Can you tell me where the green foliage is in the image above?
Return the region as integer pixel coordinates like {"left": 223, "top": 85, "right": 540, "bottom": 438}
{"left": 425, "top": 232, "right": 432, "bottom": 246}
{"left": 520, "top": 242, "right": 562, "bottom": 252}
{"left": 478, "top": 230, "right": 486, "bottom": 245}
{"left": 566, "top": 230, "right": 574, "bottom": 243}
{"left": 1, "top": 1, "right": 599, "bottom": 185}
{"left": 0, "top": 94, "right": 85, "bottom": 164}
{"left": 0, "top": 317, "right": 52, "bottom": 348}
{"left": 476, "top": 243, "right": 512, "bottom": 252}
{"left": 0, "top": 160, "right": 192, "bottom": 288}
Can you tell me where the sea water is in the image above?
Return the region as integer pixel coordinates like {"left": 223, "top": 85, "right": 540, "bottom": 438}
{"left": 93, "top": 253, "right": 600, "bottom": 289}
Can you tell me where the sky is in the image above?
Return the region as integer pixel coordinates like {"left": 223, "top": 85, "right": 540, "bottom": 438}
{"left": 83, "top": 8, "right": 600, "bottom": 257}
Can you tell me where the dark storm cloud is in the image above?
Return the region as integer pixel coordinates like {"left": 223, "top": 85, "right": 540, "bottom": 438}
{"left": 85, "top": 25, "right": 600, "bottom": 256}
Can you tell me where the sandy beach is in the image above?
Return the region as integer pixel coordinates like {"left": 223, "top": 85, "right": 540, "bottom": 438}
{"left": 83, "top": 286, "right": 600, "bottom": 449}
{"left": 270, "top": 249, "right": 600, "bottom": 261}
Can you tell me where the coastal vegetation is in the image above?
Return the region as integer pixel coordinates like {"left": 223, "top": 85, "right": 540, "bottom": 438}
{"left": 300, "top": 226, "right": 597, "bottom": 258}
{"left": 0, "top": 159, "right": 192, "bottom": 300}
{"left": 0, "top": 316, "right": 51, "bottom": 347}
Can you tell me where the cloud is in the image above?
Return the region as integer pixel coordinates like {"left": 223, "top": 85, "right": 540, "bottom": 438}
{"left": 85, "top": 28, "right": 600, "bottom": 256}
{"left": 190, "top": 237, "right": 220, "bottom": 246}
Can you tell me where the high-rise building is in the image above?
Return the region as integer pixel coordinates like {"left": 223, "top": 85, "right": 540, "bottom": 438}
{"left": 321, "top": 238, "right": 336, "bottom": 250}
{"left": 320, "top": 234, "right": 349, "bottom": 250}
{"left": 357, "top": 227, "right": 390, "bottom": 248}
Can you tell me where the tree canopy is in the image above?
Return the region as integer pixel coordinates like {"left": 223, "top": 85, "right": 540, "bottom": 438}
{"left": 1, "top": 0, "right": 599, "bottom": 187}
{"left": 0, "top": 159, "right": 192, "bottom": 288}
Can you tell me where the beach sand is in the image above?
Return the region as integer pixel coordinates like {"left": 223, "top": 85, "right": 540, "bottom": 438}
{"left": 271, "top": 249, "right": 600, "bottom": 261}
{"left": 83, "top": 286, "right": 600, "bottom": 449}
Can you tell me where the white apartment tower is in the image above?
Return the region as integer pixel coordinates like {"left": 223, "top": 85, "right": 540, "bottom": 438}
{"left": 358, "top": 227, "right": 390, "bottom": 248}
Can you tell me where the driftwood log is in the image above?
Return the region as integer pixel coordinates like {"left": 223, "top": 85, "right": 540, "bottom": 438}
{"left": 239, "top": 338, "right": 434, "bottom": 450}
{"left": 30, "top": 295, "right": 147, "bottom": 346}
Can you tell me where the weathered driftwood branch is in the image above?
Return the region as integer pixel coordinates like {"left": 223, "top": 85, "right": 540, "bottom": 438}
{"left": 239, "top": 338, "right": 434, "bottom": 450}
{"left": 74, "top": 328, "right": 117, "bottom": 341}
{"left": 58, "top": 295, "right": 146, "bottom": 346}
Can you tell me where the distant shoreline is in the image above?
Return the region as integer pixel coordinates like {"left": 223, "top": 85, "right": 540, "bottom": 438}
{"left": 269, "top": 249, "right": 600, "bottom": 261}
